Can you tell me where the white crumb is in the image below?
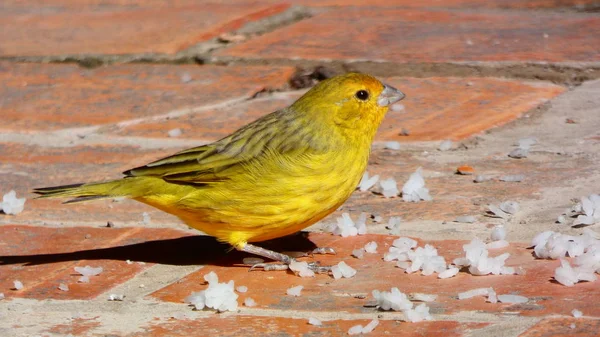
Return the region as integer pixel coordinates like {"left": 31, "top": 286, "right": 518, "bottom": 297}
{"left": 1, "top": 190, "right": 26, "bottom": 215}
{"left": 286, "top": 285, "right": 303, "bottom": 297}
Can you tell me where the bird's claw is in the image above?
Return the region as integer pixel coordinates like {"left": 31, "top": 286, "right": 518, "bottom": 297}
{"left": 249, "top": 263, "right": 290, "bottom": 271}
{"left": 306, "top": 261, "right": 331, "bottom": 274}
{"left": 311, "top": 247, "right": 337, "bottom": 255}
{"left": 248, "top": 261, "right": 330, "bottom": 274}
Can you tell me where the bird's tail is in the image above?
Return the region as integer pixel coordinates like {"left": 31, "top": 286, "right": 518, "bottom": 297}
{"left": 33, "top": 179, "right": 131, "bottom": 204}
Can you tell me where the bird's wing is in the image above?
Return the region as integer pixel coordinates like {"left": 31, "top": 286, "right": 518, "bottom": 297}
{"left": 122, "top": 109, "right": 308, "bottom": 184}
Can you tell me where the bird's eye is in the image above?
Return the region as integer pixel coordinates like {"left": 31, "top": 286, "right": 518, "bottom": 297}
{"left": 355, "top": 90, "right": 369, "bottom": 101}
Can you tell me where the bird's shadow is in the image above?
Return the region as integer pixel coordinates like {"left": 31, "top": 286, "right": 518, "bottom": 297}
{"left": 0, "top": 232, "right": 319, "bottom": 267}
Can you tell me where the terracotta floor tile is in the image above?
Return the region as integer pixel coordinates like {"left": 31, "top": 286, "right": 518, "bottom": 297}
{"left": 46, "top": 318, "right": 101, "bottom": 336}
{"left": 378, "top": 77, "right": 564, "bottom": 141}
{"left": 338, "top": 146, "right": 595, "bottom": 222}
{"left": 292, "top": 0, "right": 598, "bottom": 9}
{"left": 0, "top": 62, "right": 295, "bottom": 131}
{"left": 520, "top": 318, "right": 600, "bottom": 337}
{"left": 0, "top": 225, "right": 190, "bottom": 300}
{"left": 112, "top": 77, "right": 565, "bottom": 142}
{"left": 0, "top": 143, "right": 183, "bottom": 225}
{"left": 217, "top": 8, "right": 600, "bottom": 63}
{"left": 150, "top": 233, "right": 600, "bottom": 318}
{"left": 0, "top": 1, "right": 289, "bottom": 56}
{"left": 111, "top": 92, "right": 303, "bottom": 140}
{"left": 140, "top": 316, "right": 488, "bottom": 337}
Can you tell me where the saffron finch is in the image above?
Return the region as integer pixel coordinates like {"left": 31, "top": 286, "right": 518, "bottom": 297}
{"left": 34, "top": 72, "right": 405, "bottom": 271}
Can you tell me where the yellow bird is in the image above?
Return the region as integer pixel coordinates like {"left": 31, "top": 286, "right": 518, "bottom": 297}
{"left": 34, "top": 72, "right": 405, "bottom": 271}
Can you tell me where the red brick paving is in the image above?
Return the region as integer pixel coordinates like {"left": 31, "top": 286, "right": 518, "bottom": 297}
{"left": 1, "top": 1, "right": 599, "bottom": 336}
{"left": 112, "top": 77, "right": 564, "bottom": 142}
{"left": 150, "top": 233, "right": 600, "bottom": 318}
{"left": 339, "top": 147, "right": 595, "bottom": 222}
{"left": 293, "top": 0, "right": 597, "bottom": 9}
{"left": 0, "top": 225, "right": 191, "bottom": 300}
{"left": 0, "top": 143, "right": 181, "bottom": 225}
{"left": 520, "top": 318, "right": 600, "bottom": 337}
{"left": 142, "top": 316, "right": 489, "bottom": 337}
{"left": 112, "top": 93, "right": 303, "bottom": 141}
{"left": 0, "top": 2, "right": 289, "bottom": 56}
{"left": 217, "top": 8, "right": 600, "bottom": 63}
{"left": 46, "top": 318, "right": 102, "bottom": 336}
{"left": 0, "top": 63, "right": 295, "bottom": 131}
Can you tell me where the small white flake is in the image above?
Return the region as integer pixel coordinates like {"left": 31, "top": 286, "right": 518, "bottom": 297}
{"left": 455, "top": 216, "right": 476, "bottom": 223}
{"left": 0, "top": 293, "right": 4, "bottom": 300}
{"left": 458, "top": 288, "right": 490, "bottom": 300}
{"left": 308, "top": 317, "right": 322, "bottom": 326}
{"left": 74, "top": 266, "right": 103, "bottom": 277}
{"left": 236, "top": 286, "right": 248, "bottom": 293}
{"left": 497, "top": 294, "right": 528, "bottom": 304}
{"left": 438, "top": 140, "right": 453, "bottom": 151}
{"left": 58, "top": 283, "right": 69, "bottom": 292}
{"left": 499, "top": 175, "right": 524, "bottom": 182}
{"left": 289, "top": 260, "right": 315, "bottom": 278}
{"left": 386, "top": 216, "right": 402, "bottom": 235}
{"left": 348, "top": 324, "right": 363, "bottom": 335}
{"left": 474, "top": 175, "right": 494, "bottom": 183}
{"left": 180, "top": 73, "right": 192, "bottom": 83}
{"left": 168, "top": 128, "right": 183, "bottom": 137}
{"left": 401, "top": 168, "right": 432, "bottom": 202}
{"left": 352, "top": 248, "right": 365, "bottom": 259}
{"left": 358, "top": 172, "right": 379, "bottom": 192}
{"left": 500, "top": 201, "right": 520, "bottom": 214}
{"left": 287, "top": 285, "right": 303, "bottom": 297}
{"left": 411, "top": 293, "right": 437, "bottom": 302}
{"left": 108, "top": 294, "right": 125, "bottom": 301}
{"left": 185, "top": 272, "right": 238, "bottom": 312}
{"left": 13, "top": 280, "right": 23, "bottom": 290}
{"left": 362, "top": 319, "right": 379, "bottom": 333}
{"left": 385, "top": 141, "right": 401, "bottom": 150}
{"left": 1, "top": 190, "right": 26, "bottom": 215}
{"left": 330, "top": 212, "right": 367, "bottom": 237}
{"left": 487, "top": 240, "right": 509, "bottom": 249}
{"left": 508, "top": 148, "right": 528, "bottom": 159}
{"left": 244, "top": 297, "right": 256, "bottom": 307}
{"left": 572, "top": 309, "right": 583, "bottom": 318}
{"left": 141, "top": 212, "right": 151, "bottom": 225}
{"left": 391, "top": 104, "right": 405, "bottom": 112}
{"left": 438, "top": 267, "right": 459, "bottom": 279}
{"left": 491, "top": 225, "right": 507, "bottom": 241}
{"left": 487, "top": 288, "right": 498, "bottom": 303}
{"left": 379, "top": 178, "right": 399, "bottom": 198}
{"left": 331, "top": 261, "right": 357, "bottom": 279}
{"left": 364, "top": 241, "right": 378, "bottom": 253}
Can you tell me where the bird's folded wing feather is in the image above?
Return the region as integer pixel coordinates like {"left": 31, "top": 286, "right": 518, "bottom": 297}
{"left": 122, "top": 109, "right": 314, "bottom": 184}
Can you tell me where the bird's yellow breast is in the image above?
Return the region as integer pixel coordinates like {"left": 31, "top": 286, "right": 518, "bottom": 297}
{"left": 141, "top": 145, "right": 369, "bottom": 247}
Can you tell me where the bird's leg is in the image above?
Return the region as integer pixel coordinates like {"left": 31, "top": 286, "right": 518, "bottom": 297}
{"left": 240, "top": 243, "right": 294, "bottom": 264}
{"left": 239, "top": 243, "right": 331, "bottom": 273}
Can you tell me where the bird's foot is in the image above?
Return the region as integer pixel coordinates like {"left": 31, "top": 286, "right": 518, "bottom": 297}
{"left": 248, "top": 263, "right": 289, "bottom": 271}
{"left": 238, "top": 243, "right": 331, "bottom": 273}
{"left": 306, "top": 261, "right": 331, "bottom": 274}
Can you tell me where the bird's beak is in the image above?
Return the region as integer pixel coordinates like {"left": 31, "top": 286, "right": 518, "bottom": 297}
{"left": 377, "top": 84, "right": 405, "bottom": 107}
